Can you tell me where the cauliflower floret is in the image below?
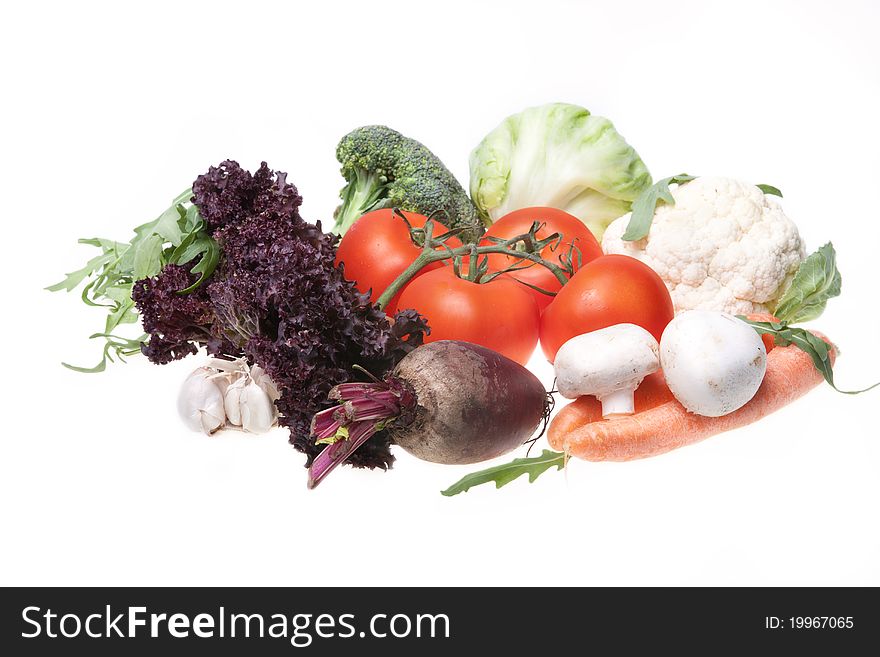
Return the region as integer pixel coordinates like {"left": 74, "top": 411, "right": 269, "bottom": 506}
{"left": 602, "top": 177, "right": 806, "bottom": 315}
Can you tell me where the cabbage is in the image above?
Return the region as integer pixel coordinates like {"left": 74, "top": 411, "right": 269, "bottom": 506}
{"left": 469, "top": 103, "right": 652, "bottom": 239}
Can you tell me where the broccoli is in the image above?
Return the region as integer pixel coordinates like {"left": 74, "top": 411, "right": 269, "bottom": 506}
{"left": 333, "top": 125, "right": 483, "bottom": 242}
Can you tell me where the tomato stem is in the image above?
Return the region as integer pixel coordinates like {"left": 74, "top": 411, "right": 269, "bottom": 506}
{"left": 375, "top": 219, "right": 572, "bottom": 310}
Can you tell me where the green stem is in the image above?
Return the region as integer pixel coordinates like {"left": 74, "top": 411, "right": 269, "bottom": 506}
{"left": 332, "top": 168, "right": 388, "bottom": 236}
{"left": 482, "top": 246, "right": 570, "bottom": 285}
{"left": 376, "top": 250, "right": 439, "bottom": 309}
{"left": 375, "top": 221, "right": 572, "bottom": 310}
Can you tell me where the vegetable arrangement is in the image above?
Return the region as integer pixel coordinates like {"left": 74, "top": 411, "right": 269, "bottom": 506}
{"left": 50, "top": 102, "right": 878, "bottom": 494}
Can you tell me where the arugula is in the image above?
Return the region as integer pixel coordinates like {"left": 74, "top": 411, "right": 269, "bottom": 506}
{"left": 739, "top": 319, "right": 878, "bottom": 394}
{"left": 47, "top": 189, "right": 219, "bottom": 372}
{"left": 756, "top": 183, "right": 783, "bottom": 197}
{"left": 622, "top": 174, "right": 696, "bottom": 241}
{"left": 772, "top": 243, "right": 841, "bottom": 324}
{"left": 61, "top": 333, "right": 148, "bottom": 373}
{"left": 441, "top": 450, "right": 566, "bottom": 496}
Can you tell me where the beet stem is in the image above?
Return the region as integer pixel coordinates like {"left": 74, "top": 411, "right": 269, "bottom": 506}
{"left": 307, "top": 378, "right": 416, "bottom": 489}
{"left": 307, "top": 422, "right": 380, "bottom": 489}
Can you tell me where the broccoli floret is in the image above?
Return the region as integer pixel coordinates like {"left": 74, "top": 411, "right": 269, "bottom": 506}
{"left": 333, "top": 125, "right": 483, "bottom": 242}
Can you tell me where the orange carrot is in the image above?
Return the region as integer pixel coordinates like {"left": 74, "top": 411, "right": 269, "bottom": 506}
{"left": 550, "top": 371, "right": 674, "bottom": 437}
{"left": 548, "top": 332, "right": 834, "bottom": 461}
{"left": 747, "top": 311, "right": 781, "bottom": 353}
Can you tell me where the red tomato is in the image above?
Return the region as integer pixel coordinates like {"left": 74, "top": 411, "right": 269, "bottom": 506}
{"left": 540, "top": 254, "right": 674, "bottom": 362}
{"left": 396, "top": 268, "right": 540, "bottom": 365}
{"left": 335, "top": 209, "right": 462, "bottom": 314}
{"left": 481, "top": 207, "right": 603, "bottom": 312}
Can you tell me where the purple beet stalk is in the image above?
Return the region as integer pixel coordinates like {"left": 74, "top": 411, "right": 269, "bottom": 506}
{"left": 307, "top": 379, "right": 415, "bottom": 489}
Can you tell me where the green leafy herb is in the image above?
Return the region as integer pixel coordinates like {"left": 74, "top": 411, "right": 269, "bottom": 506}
{"left": 756, "top": 183, "right": 783, "bottom": 197}
{"left": 178, "top": 236, "right": 220, "bottom": 294}
{"left": 62, "top": 333, "right": 148, "bottom": 373}
{"left": 772, "top": 243, "right": 841, "bottom": 324}
{"left": 739, "top": 319, "right": 878, "bottom": 394}
{"left": 47, "top": 189, "right": 219, "bottom": 371}
{"left": 622, "top": 173, "right": 696, "bottom": 241}
{"left": 440, "top": 449, "right": 566, "bottom": 496}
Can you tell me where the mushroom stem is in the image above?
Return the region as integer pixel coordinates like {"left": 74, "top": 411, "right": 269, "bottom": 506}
{"left": 597, "top": 388, "right": 636, "bottom": 418}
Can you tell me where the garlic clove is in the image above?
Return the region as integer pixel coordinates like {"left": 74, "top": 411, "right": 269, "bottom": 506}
{"left": 199, "top": 409, "right": 224, "bottom": 434}
{"left": 212, "top": 371, "right": 233, "bottom": 399}
{"left": 239, "top": 379, "right": 277, "bottom": 434}
{"left": 223, "top": 376, "right": 248, "bottom": 426}
{"left": 178, "top": 367, "right": 227, "bottom": 435}
{"left": 250, "top": 365, "right": 281, "bottom": 404}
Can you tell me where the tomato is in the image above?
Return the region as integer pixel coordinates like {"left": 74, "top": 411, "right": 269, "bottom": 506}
{"left": 540, "top": 254, "right": 674, "bottom": 362}
{"left": 335, "top": 209, "right": 461, "bottom": 314}
{"left": 396, "top": 267, "right": 540, "bottom": 365}
{"left": 481, "top": 207, "right": 603, "bottom": 312}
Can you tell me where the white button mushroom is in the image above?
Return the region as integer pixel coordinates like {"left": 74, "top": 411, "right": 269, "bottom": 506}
{"left": 553, "top": 324, "right": 661, "bottom": 417}
{"left": 660, "top": 310, "right": 767, "bottom": 417}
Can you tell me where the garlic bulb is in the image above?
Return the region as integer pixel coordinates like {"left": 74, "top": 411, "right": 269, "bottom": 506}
{"left": 179, "top": 358, "right": 280, "bottom": 435}
{"left": 178, "top": 367, "right": 227, "bottom": 434}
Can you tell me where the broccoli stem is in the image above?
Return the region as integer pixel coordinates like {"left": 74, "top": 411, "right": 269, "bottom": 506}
{"left": 332, "top": 167, "right": 388, "bottom": 235}
{"left": 375, "top": 220, "right": 572, "bottom": 310}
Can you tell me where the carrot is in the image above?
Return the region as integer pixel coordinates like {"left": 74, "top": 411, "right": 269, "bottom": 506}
{"left": 747, "top": 311, "right": 781, "bottom": 353}
{"left": 550, "top": 371, "right": 675, "bottom": 437}
{"left": 548, "top": 332, "right": 834, "bottom": 461}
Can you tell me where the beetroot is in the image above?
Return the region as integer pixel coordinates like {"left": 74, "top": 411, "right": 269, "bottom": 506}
{"left": 308, "top": 341, "right": 549, "bottom": 488}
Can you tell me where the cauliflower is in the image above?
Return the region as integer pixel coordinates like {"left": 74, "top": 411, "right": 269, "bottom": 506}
{"left": 602, "top": 177, "right": 806, "bottom": 315}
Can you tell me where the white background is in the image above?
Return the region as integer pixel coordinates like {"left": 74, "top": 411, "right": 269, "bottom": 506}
{"left": 1, "top": 0, "right": 879, "bottom": 586}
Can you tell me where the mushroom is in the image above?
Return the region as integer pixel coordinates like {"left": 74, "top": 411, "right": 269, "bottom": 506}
{"left": 660, "top": 310, "right": 767, "bottom": 417}
{"left": 553, "top": 324, "right": 661, "bottom": 417}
